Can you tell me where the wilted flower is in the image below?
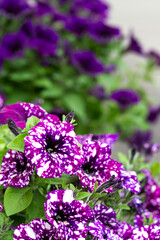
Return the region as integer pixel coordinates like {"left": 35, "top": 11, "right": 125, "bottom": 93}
{"left": 89, "top": 85, "right": 107, "bottom": 100}
{"left": 89, "top": 21, "right": 121, "bottom": 44}
{"left": 44, "top": 189, "right": 92, "bottom": 239}
{"left": 110, "top": 89, "right": 140, "bottom": 109}
{"left": 124, "top": 34, "right": 143, "bottom": 55}
{"left": 0, "top": 102, "right": 47, "bottom": 128}
{"left": 0, "top": 149, "right": 34, "bottom": 188}
{"left": 147, "top": 105, "right": 160, "bottom": 123}
{"left": 72, "top": 50, "right": 104, "bottom": 76}
{"left": 24, "top": 121, "right": 84, "bottom": 178}
{"left": 148, "top": 50, "right": 160, "bottom": 66}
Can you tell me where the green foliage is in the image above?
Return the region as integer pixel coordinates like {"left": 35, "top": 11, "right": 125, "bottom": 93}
{"left": 7, "top": 133, "right": 29, "bottom": 153}
{"left": 4, "top": 186, "right": 33, "bottom": 216}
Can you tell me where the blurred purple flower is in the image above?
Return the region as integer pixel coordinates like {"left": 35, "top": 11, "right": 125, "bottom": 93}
{"left": 110, "top": 89, "right": 140, "bottom": 109}
{"left": 148, "top": 50, "right": 160, "bottom": 66}
{"left": 147, "top": 105, "right": 160, "bottom": 123}
{"left": 128, "top": 130, "right": 152, "bottom": 152}
{"left": 34, "top": 1, "right": 54, "bottom": 16}
{"left": 20, "top": 20, "right": 35, "bottom": 41}
{"left": 0, "top": 32, "right": 28, "bottom": 60}
{"left": 89, "top": 85, "right": 107, "bottom": 100}
{"left": 72, "top": 50, "right": 104, "bottom": 76}
{"left": 124, "top": 34, "right": 143, "bottom": 55}
{"left": 89, "top": 21, "right": 121, "bottom": 44}
{"left": 0, "top": 0, "right": 31, "bottom": 17}
{"left": 128, "top": 197, "right": 144, "bottom": 215}
{"left": 30, "top": 25, "right": 59, "bottom": 56}
{"left": 66, "top": 16, "right": 89, "bottom": 37}
{"left": 0, "top": 93, "right": 6, "bottom": 109}
{"left": 0, "top": 102, "right": 47, "bottom": 129}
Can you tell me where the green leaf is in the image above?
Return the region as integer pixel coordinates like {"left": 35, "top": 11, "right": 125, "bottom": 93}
{"left": 41, "top": 174, "right": 78, "bottom": 185}
{"left": 115, "top": 204, "right": 130, "bottom": 210}
{"left": 26, "top": 116, "right": 40, "bottom": 130}
{"left": 117, "top": 152, "right": 128, "bottom": 169}
{"left": 63, "top": 93, "right": 86, "bottom": 119}
{"left": 26, "top": 190, "right": 46, "bottom": 222}
{"left": 1, "top": 230, "right": 14, "bottom": 240}
{"left": 151, "top": 162, "right": 160, "bottom": 177}
{"left": 137, "top": 173, "right": 145, "bottom": 182}
{"left": 41, "top": 84, "right": 64, "bottom": 98}
{"left": 75, "top": 192, "right": 91, "bottom": 200}
{"left": 7, "top": 133, "right": 29, "bottom": 153}
{"left": 4, "top": 186, "right": 33, "bottom": 216}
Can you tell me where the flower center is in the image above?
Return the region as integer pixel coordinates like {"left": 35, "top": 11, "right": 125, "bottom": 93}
{"left": 16, "top": 157, "right": 27, "bottom": 173}
{"left": 54, "top": 210, "right": 68, "bottom": 223}
{"left": 82, "top": 162, "right": 96, "bottom": 176}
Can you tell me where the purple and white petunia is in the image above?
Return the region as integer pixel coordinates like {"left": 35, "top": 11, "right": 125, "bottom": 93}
{"left": 76, "top": 140, "right": 122, "bottom": 192}
{"left": 120, "top": 169, "right": 141, "bottom": 194}
{"left": 24, "top": 121, "right": 84, "bottom": 178}
{"left": 44, "top": 189, "right": 92, "bottom": 239}
{"left": 89, "top": 220, "right": 122, "bottom": 240}
{"left": 0, "top": 202, "right": 2, "bottom": 212}
{"left": 0, "top": 149, "right": 34, "bottom": 188}
{"left": 129, "top": 225, "right": 160, "bottom": 240}
{"left": 0, "top": 101, "right": 47, "bottom": 129}
{"left": 13, "top": 218, "right": 59, "bottom": 240}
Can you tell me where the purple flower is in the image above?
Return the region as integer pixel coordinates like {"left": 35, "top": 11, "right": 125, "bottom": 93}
{"left": 0, "top": 0, "right": 31, "bottom": 18}
{"left": 89, "top": 21, "right": 121, "bottom": 44}
{"left": 0, "top": 93, "right": 6, "bottom": 109}
{"left": 92, "top": 205, "right": 117, "bottom": 229}
{"left": 110, "top": 89, "right": 140, "bottom": 109}
{"left": 128, "top": 197, "right": 144, "bottom": 215}
{"left": 66, "top": 16, "right": 89, "bottom": 37}
{"left": 0, "top": 149, "right": 34, "bottom": 188}
{"left": 0, "top": 32, "right": 28, "bottom": 60}
{"left": 114, "top": 222, "right": 133, "bottom": 239}
{"left": 131, "top": 225, "right": 160, "bottom": 239}
{"left": 134, "top": 211, "right": 160, "bottom": 228}
{"left": 20, "top": 20, "right": 35, "bottom": 41}
{"left": 120, "top": 169, "right": 141, "bottom": 194}
{"left": 72, "top": 50, "right": 104, "bottom": 76}
{"left": 124, "top": 34, "right": 143, "bottom": 55}
{"left": 147, "top": 105, "right": 160, "bottom": 123}
{"left": 148, "top": 50, "right": 160, "bottom": 66}
{"left": 76, "top": 140, "right": 122, "bottom": 192}
{"left": 30, "top": 25, "right": 59, "bottom": 56}
{"left": 143, "top": 142, "right": 160, "bottom": 161}
{"left": 89, "top": 220, "right": 122, "bottom": 240}
{"left": 0, "top": 102, "right": 47, "bottom": 129}
{"left": 89, "top": 85, "right": 107, "bottom": 100}
{"left": 13, "top": 219, "right": 58, "bottom": 240}
{"left": 44, "top": 189, "right": 92, "bottom": 239}
{"left": 24, "top": 121, "right": 84, "bottom": 178}
{"left": 34, "top": 1, "right": 54, "bottom": 16}
{"left": 0, "top": 203, "right": 2, "bottom": 212}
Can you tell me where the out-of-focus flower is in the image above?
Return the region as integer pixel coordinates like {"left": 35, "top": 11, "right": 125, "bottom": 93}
{"left": 30, "top": 25, "right": 59, "bottom": 56}
{"left": 0, "top": 32, "right": 28, "bottom": 60}
{"left": 89, "top": 21, "right": 121, "bottom": 44}
{"left": 128, "top": 197, "right": 144, "bottom": 215}
{"left": 110, "top": 89, "right": 140, "bottom": 109}
{"left": 66, "top": 16, "right": 89, "bottom": 37}
{"left": 13, "top": 219, "right": 58, "bottom": 240}
{"left": 0, "top": 149, "right": 34, "bottom": 188}
{"left": 147, "top": 105, "right": 160, "bottom": 123}
{"left": 72, "top": 50, "right": 104, "bottom": 76}
{"left": 76, "top": 140, "right": 122, "bottom": 192}
{"left": 0, "top": 203, "right": 2, "bottom": 212}
{"left": 20, "top": 20, "right": 35, "bottom": 41}
{"left": 0, "top": 93, "right": 6, "bottom": 109}
{"left": 44, "top": 189, "right": 92, "bottom": 239}
{"left": 0, "top": 102, "right": 47, "bottom": 129}
{"left": 148, "top": 50, "right": 160, "bottom": 66}
{"left": 0, "top": 0, "right": 31, "bottom": 18}
{"left": 24, "top": 121, "right": 84, "bottom": 178}
{"left": 124, "top": 34, "right": 143, "bottom": 55}
{"left": 34, "top": 1, "right": 54, "bottom": 16}
{"left": 89, "top": 85, "right": 107, "bottom": 100}
{"left": 128, "top": 130, "right": 152, "bottom": 152}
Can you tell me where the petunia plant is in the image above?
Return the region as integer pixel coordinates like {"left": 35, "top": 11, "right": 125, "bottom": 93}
{"left": 0, "top": 0, "right": 159, "bottom": 140}
{"left": 0, "top": 102, "right": 160, "bottom": 239}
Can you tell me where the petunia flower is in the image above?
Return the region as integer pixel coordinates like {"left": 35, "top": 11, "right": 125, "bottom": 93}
{"left": 89, "top": 85, "right": 107, "bottom": 100}
{"left": 110, "top": 89, "right": 140, "bottom": 109}
{"left": 65, "top": 16, "right": 89, "bottom": 37}
{"left": 72, "top": 50, "right": 105, "bottom": 76}
{"left": 76, "top": 140, "right": 122, "bottom": 192}
{"left": 130, "top": 225, "right": 160, "bottom": 240}
{"left": 0, "top": 102, "right": 47, "bottom": 129}
{"left": 147, "top": 105, "right": 160, "bottom": 123}
{"left": 44, "top": 189, "right": 92, "bottom": 239}
{"left": 124, "top": 34, "right": 143, "bottom": 55}
{"left": 0, "top": 32, "right": 28, "bottom": 60}
{"left": 120, "top": 169, "right": 141, "bottom": 194}
{"left": 0, "top": 0, "right": 31, "bottom": 18}
{"left": 30, "top": 24, "right": 59, "bottom": 56}
{"left": 0, "top": 149, "right": 34, "bottom": 188}
{"left": 13, "top": 218, "right": 60, "bottom": 240}
{"left": 128, "top": 197, "right": 144, "bottom": 215}
{"left": 89, "top": 21, "right": 121, "bottom": 44}
{"left": 24, "top": 121, "right": 84, "bottom": 178}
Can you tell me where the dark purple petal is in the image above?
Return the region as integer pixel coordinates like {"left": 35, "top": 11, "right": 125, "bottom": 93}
{"left": 0, "top": 0, "right": 31, "bottom": 17}
{"left": 34, "top": 1, "right": 54, "bottom": 16}
{"left": 128, "top": 197, "right": 144, "bottom": 215}
{"left": 13, "top": 219, "right": 58, "bottom": 240}
{"left": 89, "top": 21, "right": 121, "bottom": 44}
{"left": 44, "top": 190, "right": 92, "bottom": 239}
{"left": 148, "top": 50, "right": 160, "bottom": 66}
{"left": 110, "top": 89, "right": 140, "bottom": 109}
{"left": 124, "top": 34, "right": 143, "bottom": 55}
{"left": 114, "top": 222, "right": 133, "bottom": 239}
{"left": 147, "top": 106, "right": 160, "bottom": 123}
{"left": 72, "top": 50, "right": 104, "bottom": 76}
{"left": 89, "top": 85, "right": 107, "bottom": 100}
{"left": 0, "top": 149, "right": 34, "bottom": 188}
{"left": 0, "top": 32, "right": 28, "bottom": 60}
{"left": 66, "top": 16, "right": 89, "bottom": 37}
